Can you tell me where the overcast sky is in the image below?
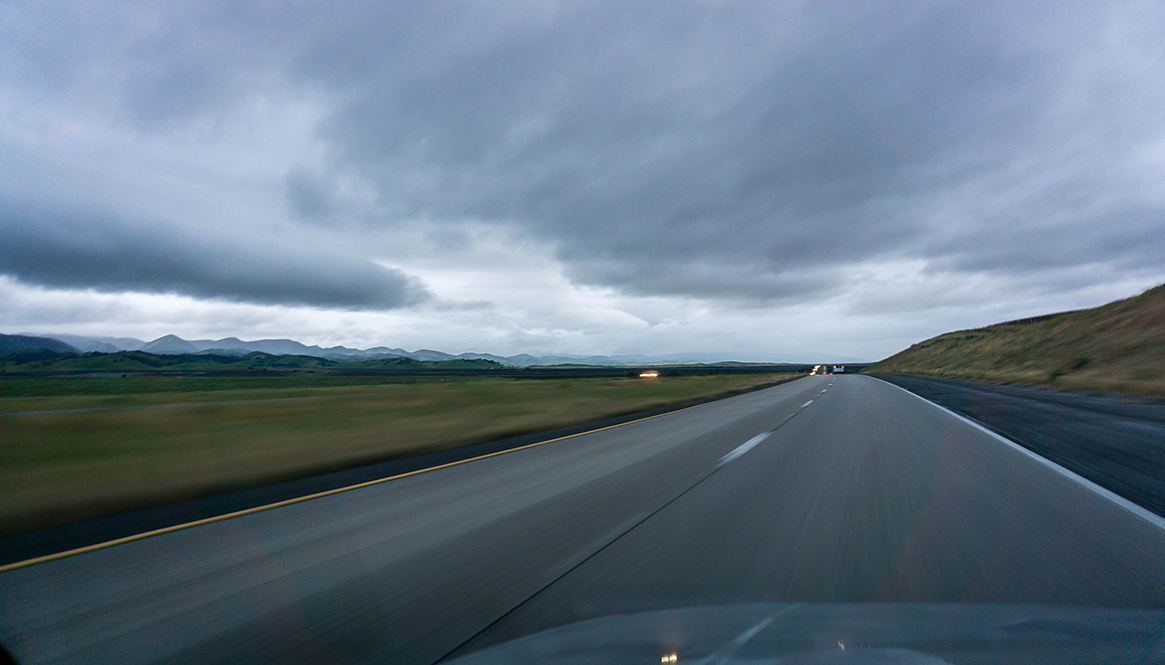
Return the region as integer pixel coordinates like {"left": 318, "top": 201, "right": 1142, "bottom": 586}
{"left": 2, "top": 1, "right": 1163, "bottom": 360}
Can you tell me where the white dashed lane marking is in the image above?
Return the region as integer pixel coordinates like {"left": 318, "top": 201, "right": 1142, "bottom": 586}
{"left": 717, "top": 432, "right": 771, "bottom": 467}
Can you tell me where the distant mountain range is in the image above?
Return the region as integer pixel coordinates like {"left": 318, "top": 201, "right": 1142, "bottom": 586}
{"left": 0, "top": 333, "right": 79, "bottom": 357}
{"left": 7, "top": 332, "right": 861, "bottom": 366}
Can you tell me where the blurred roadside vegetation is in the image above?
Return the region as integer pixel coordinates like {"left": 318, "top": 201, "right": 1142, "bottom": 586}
{"left": 867, "top": 284, "right": 1165, "bottom": 397}
{"left": 0, "top": 372, "right": 800, "bottom": 535}
{"left": 0, "top": 348, "right": 501, "bottom": 375}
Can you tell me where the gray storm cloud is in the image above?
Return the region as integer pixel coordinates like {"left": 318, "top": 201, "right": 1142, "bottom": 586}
{"left": 0, "top": 201, "right": 429, "bottom": 309}
{"left": 299, "top": 1, "right": 1165, "bottom": 299}
{"left": 2, "top": 0, "right": 1163, "bottom": 306}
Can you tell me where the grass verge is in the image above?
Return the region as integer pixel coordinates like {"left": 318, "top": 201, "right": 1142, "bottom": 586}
{"left": 1, "top": 372, "right": 800, "bottom": 535}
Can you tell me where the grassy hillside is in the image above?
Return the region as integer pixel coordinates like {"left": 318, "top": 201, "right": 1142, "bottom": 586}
{"left": 0, "top": 334, "right": 79, "bottom": 356}
{"left": 344, "top": 356, "right": 502, "bottom": 370}
{"left": 868, "top": 284, "right": 1165, "bottom": 396}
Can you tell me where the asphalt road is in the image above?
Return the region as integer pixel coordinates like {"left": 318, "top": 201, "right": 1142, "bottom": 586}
{"left": 2, "top": 375, "right": 1163, "bottom": 664}
{"left": 873, "top": 373, "right": 1165, "bottom": 517}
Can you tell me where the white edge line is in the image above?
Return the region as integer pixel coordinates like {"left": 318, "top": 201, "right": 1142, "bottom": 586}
{"left": 801, "top": 400, "right": 813, "bottom": 407}
{"left": 869, "top": 376, "right": 1165, "bottom": 532}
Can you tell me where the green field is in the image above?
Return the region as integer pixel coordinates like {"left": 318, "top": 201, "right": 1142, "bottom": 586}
{"left": 0, "top": 348, "right": 502, "bottom": 374}
{"left": 868, "top": 284, "right": 1165, "bottom": 396}
{"left": 0, "top": 372, "right": 801, "bottom": 535}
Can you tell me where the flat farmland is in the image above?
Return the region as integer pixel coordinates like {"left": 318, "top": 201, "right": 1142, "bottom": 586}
{"left": 0, "top": 372, "right": 799, "bottom": 535}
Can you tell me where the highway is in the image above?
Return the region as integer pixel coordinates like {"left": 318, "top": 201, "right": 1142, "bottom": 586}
{"left": 2, "top": 374, "right": 1164, "bottom": 664}
{"left": 874, "top": 373, "right": 1165, "bottom": 516}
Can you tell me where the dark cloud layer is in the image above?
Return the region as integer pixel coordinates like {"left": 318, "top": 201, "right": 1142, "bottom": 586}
{"left": 285, "top": 166, "right": 340, "bottom": 221}
{"left": 2, "top": 1, "right": 1163, "bottom": 306}
{"left": 297, "top": 1, "right": 1164, "bottom": 299}
{"left": 0, "top": 201, "right": 428, "bottom": 309}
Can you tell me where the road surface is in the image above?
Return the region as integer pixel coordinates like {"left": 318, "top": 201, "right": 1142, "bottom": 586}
{"left": 873, "top": 373, "right": 1165, "bottom": 517}
{"left": 1, "top": 374, "right": 1163, "bottom": 664}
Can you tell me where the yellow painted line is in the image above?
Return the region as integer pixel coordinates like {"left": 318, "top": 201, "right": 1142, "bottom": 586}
{"left": 0, "top": 381, "right": 796, "bottom": 573}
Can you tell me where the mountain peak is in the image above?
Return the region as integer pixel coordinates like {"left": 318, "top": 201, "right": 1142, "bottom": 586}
{"left": 141, "top": 335, "right": 198, "bottom": 354}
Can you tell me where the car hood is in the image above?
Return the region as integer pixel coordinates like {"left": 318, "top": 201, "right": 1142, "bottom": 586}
{"left": 447, "top": 603, "right": 1165, "bottom": 664}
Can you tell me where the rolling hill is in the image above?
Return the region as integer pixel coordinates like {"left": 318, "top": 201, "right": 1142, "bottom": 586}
{"left": 0, "top": 350, "right": 503, "bottom": 373}
{"left": 18, "top": 333, "right": 810, "bottom": 366}
{"left": 0, "top": 334, "right": 79, "bottom": 356}
{"left": 868, "top": 284, "right": 1165, "bottom": 396}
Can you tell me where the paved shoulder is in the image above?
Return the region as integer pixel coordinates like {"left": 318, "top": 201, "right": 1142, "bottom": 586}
{"left": 872, "top": 373, "right": 1165, "bottom": 517}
